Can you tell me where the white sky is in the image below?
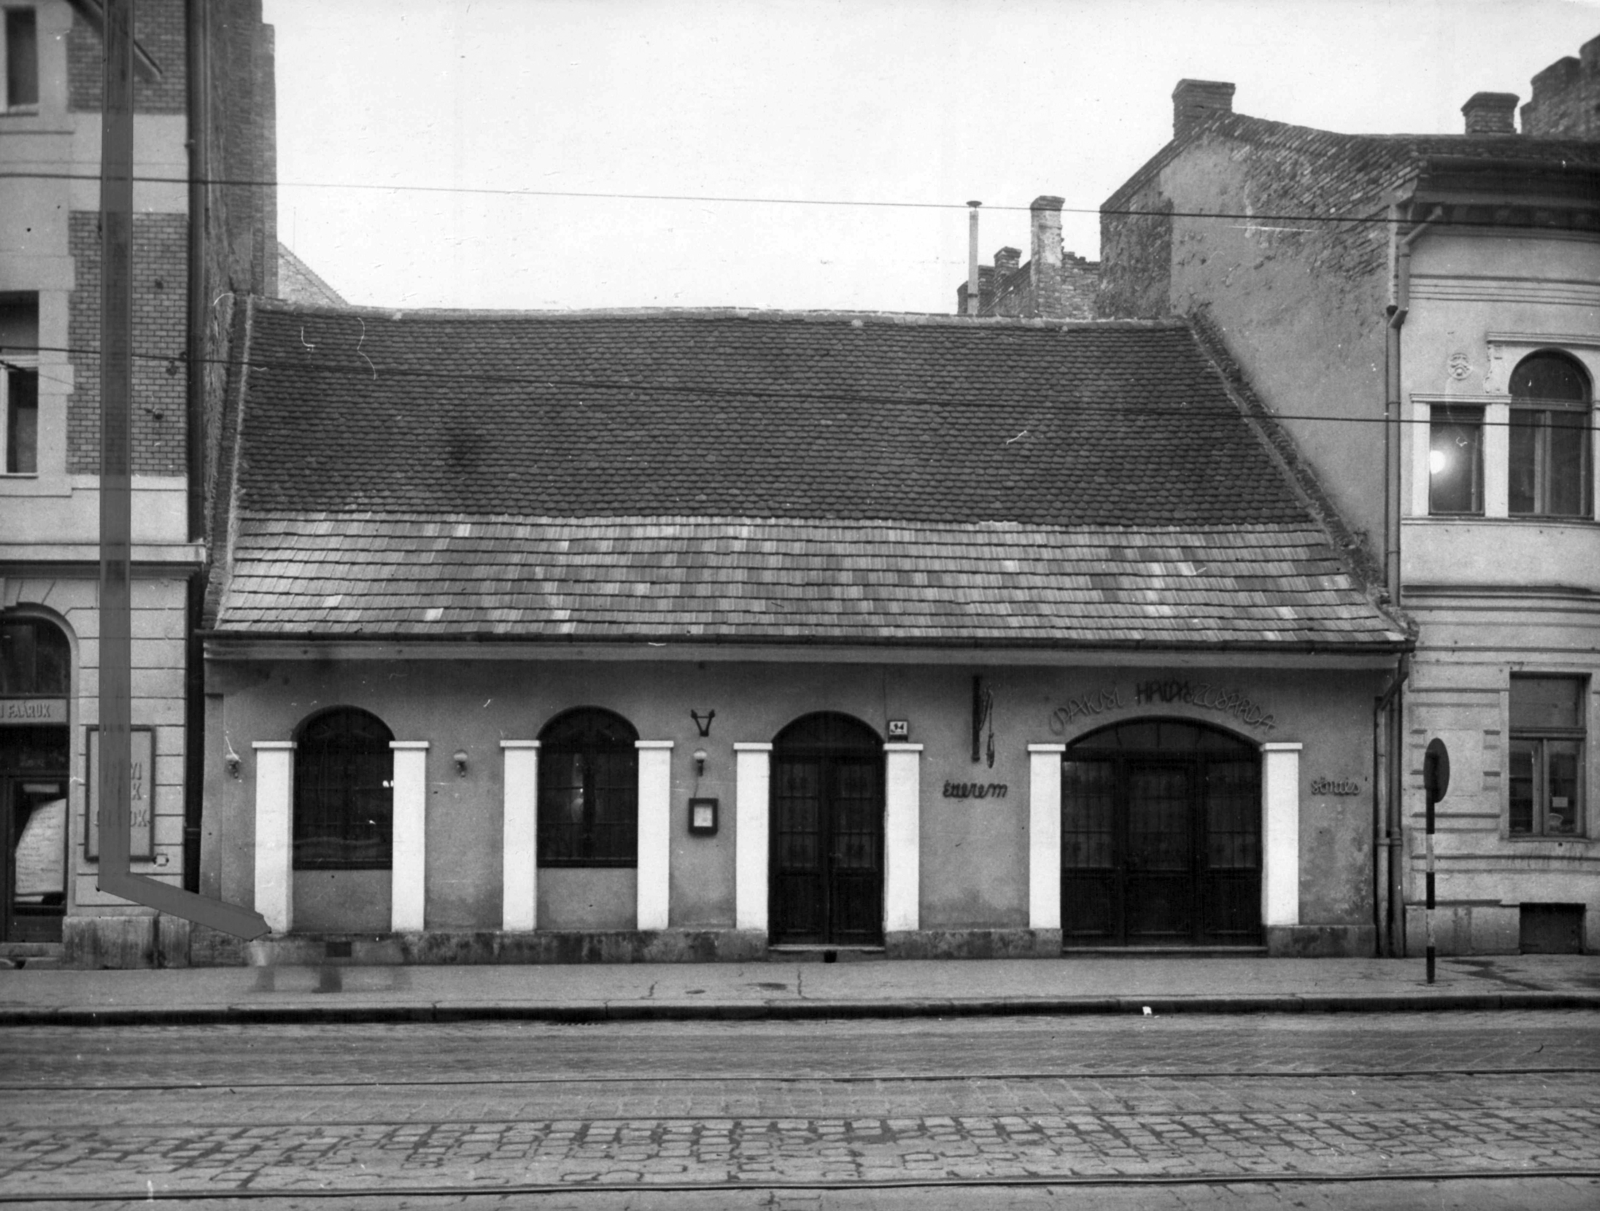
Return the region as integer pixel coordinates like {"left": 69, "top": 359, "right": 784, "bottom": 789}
{"left": 263, "top": 0, "right": 1600, "bottom": 314}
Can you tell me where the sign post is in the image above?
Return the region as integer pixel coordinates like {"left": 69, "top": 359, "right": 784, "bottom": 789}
{"left": 1422, "top": 738, "right": 1450, "bottom": 985}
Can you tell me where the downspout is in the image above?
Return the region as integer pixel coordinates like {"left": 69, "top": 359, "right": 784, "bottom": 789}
{"left": 182, "top": 0, "right": 209, "bottom": 895}
{"left": 1373, "top": 652, "right": 1409, "bottom": 955}
{"left": 185, "top": 0, "right": 208, "bottom": 542}
{"left": 1381, "top": 200, "right": 1442, "bottom": 957}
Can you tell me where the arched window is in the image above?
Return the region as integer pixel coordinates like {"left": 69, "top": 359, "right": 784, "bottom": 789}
{"left": 1510, "top": 352, "right": 1592, "bottom": 518}
{"left": 293, "top": 708, "right": 393, "bottom": 870}
{"left": 0, "top": 615, "right": 69, "bottom": 696}
{"left": 538, "top": 708, "right": 638, "bottom": 867}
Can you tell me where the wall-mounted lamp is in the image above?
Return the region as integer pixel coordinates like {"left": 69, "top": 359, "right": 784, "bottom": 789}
{"left": 693, "top": 748, "right": 707, "bottom": 777}
{"left": 452, "top": 749, "right": 469, "bottom": 778}
{"left": 224, "top": 734, "right": 242, "bottom": 780}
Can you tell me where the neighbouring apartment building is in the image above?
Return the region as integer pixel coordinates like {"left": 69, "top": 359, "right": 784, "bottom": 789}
{"left": 199, "top": 301, "right": 1408, "bottom": 963}
{"left": 956, "top": 196, "right": 1100, "bottom": 321}
{"left": 0, "top": 0, "right": 274, "bottom": 965}
{"left": 1099, "top": 36, "right": 1600, "bottom": 954}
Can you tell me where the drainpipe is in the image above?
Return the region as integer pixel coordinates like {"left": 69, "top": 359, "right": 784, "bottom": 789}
{"left": 1373, "top": 653, "right": 1409, "bottom": 956}
{"left": 185, "top": 0, "right": 209, "bottom": 543}
{"left": 1380, "top": 200, "right": 1441, "bottom": 958}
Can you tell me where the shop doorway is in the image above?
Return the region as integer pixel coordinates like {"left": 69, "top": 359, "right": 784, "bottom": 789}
{"left": 2, "top": 727, "right": 70, "bottom": 942}
{"left": 1062, "top": 718, "right": 1262, "bottom": 947}
{"left": 770, "top": 713, "right": 884, "bottom": 946}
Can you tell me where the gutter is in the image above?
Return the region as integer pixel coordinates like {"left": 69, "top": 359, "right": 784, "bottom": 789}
{"left": 1373, "top": 653, "right": 1409, "bottom": 956}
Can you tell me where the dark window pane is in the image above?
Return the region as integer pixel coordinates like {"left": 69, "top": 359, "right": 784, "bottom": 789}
{"left": 1511, "top": 353, "right": 1589, "bottom": 404}
{"left": 1508, "top": 741, "right": 1535, "bottom": 835}
{"left": 6, "top": 366, "right": 37, "bottom": 474}
{"left": 292, "top": 708, "right": 394, "bottom": 869}
{"left": 1509, "top": 410, "right": 1537, "bottom": 514}
{"left": 1547, "top": 410, "right": 1590, "bottom": 517}
{"left": 1429, "top": 406, "right": 1483, "bottom": 514}
{"left": 0, "top": 617, "right": 69, "bottom": 696}
{"left": 5, "top": 9, "right": 38, "bottom": 108}
{"left": 1511, "top": 677, "right": 1583, "bottom": 731}
{"left": 537, "top": 708, "right": 638, "bottom": 866}
{"left": 1546, "top": 741, "right": 1581, "bottom": 836}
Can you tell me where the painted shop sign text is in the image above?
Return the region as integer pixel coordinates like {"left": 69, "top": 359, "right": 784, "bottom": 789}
{"left": 943, "top": 781, "right": 1009, "bottom": 800}
{"left": 1049, "top": 679, "right": 1277, "bottom": 733}
{"left": 1311, "top": 778, "right": 1361, "bottom": 796}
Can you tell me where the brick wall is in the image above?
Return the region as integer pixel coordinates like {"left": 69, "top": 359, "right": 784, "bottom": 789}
{"left": 1520, "top": 35, "right": 1600, "bottom": 138}
{"left": 68, "top": 0, "right": 188, "bottom": 114}
{"left": 67, "top": 212, "right": 189, "bottom": 476}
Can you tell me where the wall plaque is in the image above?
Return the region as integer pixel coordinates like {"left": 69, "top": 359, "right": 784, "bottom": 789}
{"left": 85, "top": 726, "right": 155, "bottom": 861}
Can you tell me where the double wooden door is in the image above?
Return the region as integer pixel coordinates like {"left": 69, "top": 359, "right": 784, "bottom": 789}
{"left": 1062, "top": 721, "right": 1261, "bottom": 946}
{"left": 770, "top": 714, "right": 884, "bottom": 946}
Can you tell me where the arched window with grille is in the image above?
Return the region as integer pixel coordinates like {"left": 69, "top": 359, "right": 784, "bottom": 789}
{"left": 292, "top": 707, "right": 393, "bottom": 869}
{"left": 538, "top": 708, "right": 638, "bottom": 867}
{"left": 1510, "top": 352, "right": 1592, "bottom": 518}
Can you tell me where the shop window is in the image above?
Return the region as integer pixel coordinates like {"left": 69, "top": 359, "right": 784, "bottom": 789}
{"left": 1428, "top": 404, "right": 1483, "bottom": 515}
{"left": 0, "top": 615, "right": 68, "bottom": 695}
{"left": 1, "top": 294, "right": 39, "bottom": 475}
{"left": 538, "top": 708, "right": 638, "bottom": 867}
{"left": 1509, "top": 675, "right": 1587, "bottom": 838}
{"left": 1510, "top": 353, "right": 1592, "bottom": 519}
{"left": 2, "top": 8, "right": 38, "bottom": 112}
{"left": 292, "top": 707, "right": 393, "bottom": 869}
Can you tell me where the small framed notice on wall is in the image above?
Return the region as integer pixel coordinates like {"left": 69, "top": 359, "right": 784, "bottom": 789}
{"left": 85, "top": 726, "right": 155, "bottom": 861}
{"left": 688, "top": 797, "right": 719, "bottom": 836}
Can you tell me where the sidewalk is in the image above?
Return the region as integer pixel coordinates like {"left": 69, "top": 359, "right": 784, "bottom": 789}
{"left": 1, "top": 953, "right": 1597, "bottom": 1025}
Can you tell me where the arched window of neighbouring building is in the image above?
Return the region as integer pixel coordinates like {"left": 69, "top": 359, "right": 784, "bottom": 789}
{"left": 538, "top": 708, "right": 638, "bottom": 867}
{"left": 1510, "top": 352, "right": 1592, "bottom": 518}
{"left": 292, "top": 707, "right": 393, "bottom": 869}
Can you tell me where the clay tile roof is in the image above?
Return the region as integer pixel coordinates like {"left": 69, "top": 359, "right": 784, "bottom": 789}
{"left": 206, "top": 301, "right": 1408, "bottom": 652}
{"left": 1105, "top": 110, "right": 1600, "bottom": 216}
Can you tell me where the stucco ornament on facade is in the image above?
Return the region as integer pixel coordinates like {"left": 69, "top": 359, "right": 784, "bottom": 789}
{"left": 1447, "top": 352, "right": 1472, "bottom": 380}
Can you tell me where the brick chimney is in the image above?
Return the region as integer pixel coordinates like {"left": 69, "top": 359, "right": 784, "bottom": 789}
{"left": 1461, "top": 91, "right": 1519, "bottom": 134}
{"left": 1029, "top": 197, "right": 1064, "bottom": 319}
{"left": 1173, "top": 79, "right": 1235, "bottom": 138}
{"left": 993, "top": 247, "right": 1021, "bottom": 282}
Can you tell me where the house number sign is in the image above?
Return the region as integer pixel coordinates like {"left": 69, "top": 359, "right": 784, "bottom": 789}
{"left": 1049, "top": 679, "right": 1277, "bottom": 733}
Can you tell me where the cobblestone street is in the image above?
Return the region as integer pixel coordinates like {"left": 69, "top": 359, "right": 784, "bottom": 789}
{"left": 2, "top": 1012, "right": 1597, "bottom": 1207}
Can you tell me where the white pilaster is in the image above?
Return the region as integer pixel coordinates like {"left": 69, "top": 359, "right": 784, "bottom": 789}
{"left": 252, "top": 741, "right": 295, "bottom": 934}
{"left": 883, "top": 743, "right": 923, "bottom": 933}
{"left": 734, "top": 743, "right": 772, "bottom": 932}
{"left": 1483, "top": 400, "right": 1510, "bottom": 518}
{"left": 1262, "top": 741, "right": 1303, "bottom": 928}
{"left": 1027, "top": 744, "right": 1066, "bottom": 930}
{"left": 500, "top": 741, "right": 539, "bottom": 931}
{"left": 389, "top": 741, "right": 430, "bottom": 932}
{"left": 635, "top": 740, "right": 674, "bottom": 931}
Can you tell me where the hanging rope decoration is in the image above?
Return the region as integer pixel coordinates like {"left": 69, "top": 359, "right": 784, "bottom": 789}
{"left": 972, "top": 677, "right": 995, "bottom": 768}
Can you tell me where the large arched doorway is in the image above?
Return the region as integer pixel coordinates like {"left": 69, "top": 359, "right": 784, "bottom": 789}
{"left": 1, "top": 615, "right": 71, "bottom": 942}
{"left": 770, "top": 713, "right": 884, "bottom": 946}
{"left": 1062, "top": 718, "right": 1262, "bottom": 947}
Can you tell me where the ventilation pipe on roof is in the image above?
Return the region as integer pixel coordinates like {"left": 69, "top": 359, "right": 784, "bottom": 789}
{"left": 967, "top": 201, "right": 982, "bottom": 317}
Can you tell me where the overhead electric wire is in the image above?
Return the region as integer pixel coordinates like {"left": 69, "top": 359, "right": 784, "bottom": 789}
{"left": 0, "top": 168, "right": 1586, "bottom": 231}
{"left": 15, "top": 341, "right": 1598, "bottom": 434}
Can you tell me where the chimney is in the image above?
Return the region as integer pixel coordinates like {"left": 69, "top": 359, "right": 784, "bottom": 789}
{"left": 993, "top": 247, "right": 1020, "bottom": 281}
{"left": 1461, "top": 91, "right": 1518, "bottom": 134}
{"left": 966, "top": 201, "right": 981, "bottom": 317}
{"left": 1029, "top": 196, "right": 1064, "bottom": 319}
{"left": 1521, "top": 35, "right": 1600, "bottom": 138}
{"left": 1172, "top": 79, "right": 1235, "bottom": 138}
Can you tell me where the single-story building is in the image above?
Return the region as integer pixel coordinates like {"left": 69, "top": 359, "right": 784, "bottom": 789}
{"left": 199, "top": 301, "right": 1410, "bottom": 962}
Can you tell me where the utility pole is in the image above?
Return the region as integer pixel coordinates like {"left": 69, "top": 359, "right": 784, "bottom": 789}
{"left": 97, "top": 0, "right": 268, "bottom": 940}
